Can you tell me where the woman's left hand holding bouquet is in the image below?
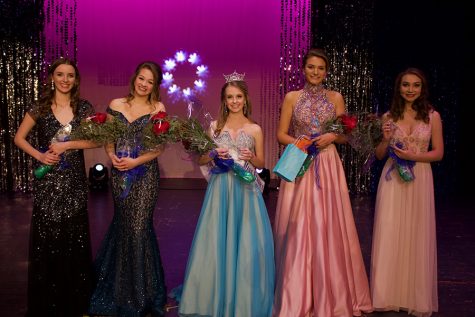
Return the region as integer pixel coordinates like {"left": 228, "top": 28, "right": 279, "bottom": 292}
{"left": 49, "top": 141, "right": 70, "bottom": 156}
{"left": 111, "top": 155, "right": 140, "bottom": 172}
{"left": 391, "top": 145, "right": 417, "bottom": 161}
{"left": 39, "top": 149, "right": 60, "bottom": 165}
{"left": 215, "top": 147, "right": 230, "bottom": 159}
{"left": 312, "top": 132, "right": 337, "bottom": 148}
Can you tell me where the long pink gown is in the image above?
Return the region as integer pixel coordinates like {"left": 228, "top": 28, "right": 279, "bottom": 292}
{"left": 371, "top": 112, "right": 438, "bottom": 317}
{"left": 273, "top": 84, "right": 372, "bottom": 317}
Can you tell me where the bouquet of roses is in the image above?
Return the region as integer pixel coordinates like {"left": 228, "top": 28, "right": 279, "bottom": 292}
{"left": 178, "top": 117, "right": 255, "bottom": 184}
{"left": 179, "top": 117, "right": 216, "bottom": 155}
{"left": 70, "top": 112, "right": 127, "bottom": 145}
{"left": 34, "top": 123, "right": 72, "bottom": 179}
{"left": 346, "top": 112, "right": 383, "bottom": 171}
{"left": 114, "top": 111, "right": 179, "bottom": 199}
{"left": 297, "top": 113, "right": 358, "bottom": 178}
{"left": 141, "top": 111, "right": 181, "bottom": 151}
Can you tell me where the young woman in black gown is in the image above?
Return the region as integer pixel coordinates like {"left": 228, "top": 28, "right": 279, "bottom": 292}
{"left": 14, "top": 57, "right": 97, "bottom": 316}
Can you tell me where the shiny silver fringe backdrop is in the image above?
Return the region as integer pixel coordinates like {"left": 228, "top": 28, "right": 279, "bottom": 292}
{"left": 0, "top": 0, "right": 77, "bottom": 192}
{"left": 265, "top": 0, "right": 312, "bottom": 178}
{"left": 42, "top": 0, "right": 78, "bottom": 71}
{"left": 313, "top": 1, "right": 376, "bottom": 194}
{"left": 275, "top": 0, "right": 312, "bottom": 178}
{"left": 0, "top": 1, "right": 43, "bottom": 192}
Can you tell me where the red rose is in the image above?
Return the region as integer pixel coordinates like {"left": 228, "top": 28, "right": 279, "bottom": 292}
{"left": 152, "top": 120, "right": 170, "bottom": 135}
{"left": 151, "top": 111, "right": 167, "bottom": 121}
{"left": 90, "top": 112, "right": 107, "bottom": 124}
{"left": 340, "top": 114, "right": 357, "bottom": 133}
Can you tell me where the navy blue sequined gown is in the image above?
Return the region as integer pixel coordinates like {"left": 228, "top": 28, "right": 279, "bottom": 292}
{"left": 26, "top": 100, "right": 94, "bottom": 317}
{"left": 89, "top": 108, "right": 167, "bottom": 317}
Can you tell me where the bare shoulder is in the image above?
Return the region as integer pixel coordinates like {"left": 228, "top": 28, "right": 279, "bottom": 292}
{"left": 284, "top": 90, "right": 302, "bottom": 103}
{"left": 430, "top": 109, "right": 441, "bottom": 120}
{"left": 326, "top": 90, "right": 344, "bottom": 103}
{"left": 153, "top": 101, "right": 166, "bottom": 113}
{"left": 244, "top": 122, "right": 263, "bottom": 137}
{"left": 109, "top": 98, "right": 127, "bottom": 111}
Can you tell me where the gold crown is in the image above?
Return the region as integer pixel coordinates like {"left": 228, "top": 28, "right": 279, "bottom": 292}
{"left": 223, "top": 71, "right": 245, "bottom": 83}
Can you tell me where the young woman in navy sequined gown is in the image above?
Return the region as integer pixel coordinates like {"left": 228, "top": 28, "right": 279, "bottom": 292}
{"left": 89, "top": 61, "right": 167, "bottom": 317}
{"left": 14, "top": 58, "right": 97, "bottom": 316}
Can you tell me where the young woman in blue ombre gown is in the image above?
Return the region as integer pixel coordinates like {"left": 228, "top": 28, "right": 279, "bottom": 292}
{"left": 177, "top": 77, "right": 275, "bottom": 317}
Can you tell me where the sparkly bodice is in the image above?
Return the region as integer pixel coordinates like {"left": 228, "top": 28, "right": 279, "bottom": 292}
{"left": 291, "top": 84, "right": 336, "bottom": 137}
{"left": 26, "top": 100, "right": 94, "bottom": 315}
{"left": 29, "top": 100, "right": 94, "bottom": 170}
{"left": 214, "top": 130, "right": 256, "bottom": 166}
{"left": 390, "top": 113, "right": 433, "bottom": 154}
{"left": 107, "top": 107, "right": 151, "bottom": 153}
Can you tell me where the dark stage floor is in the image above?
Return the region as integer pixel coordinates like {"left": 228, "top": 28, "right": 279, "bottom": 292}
{"left": 0, "top": 179, "right": 474, "bottom": 316}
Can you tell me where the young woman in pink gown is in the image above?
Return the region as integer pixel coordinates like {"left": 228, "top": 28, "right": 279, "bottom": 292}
{"left": 371, "top": 68, "right": 443, "bottom": 317}
{"left": 273, "top": 48, "right": 372, "bottom": 317}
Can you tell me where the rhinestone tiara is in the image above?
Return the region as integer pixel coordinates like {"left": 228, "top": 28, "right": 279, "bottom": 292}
{"left": 223, "top": 71, "right": 245, "bottom": 83}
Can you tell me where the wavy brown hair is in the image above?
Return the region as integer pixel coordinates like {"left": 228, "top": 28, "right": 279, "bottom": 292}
{"left": 126, "top": 61, "right": 163, "bottom": 104}
{"left": 214, "top": 80, "right": 253, "bottom": 137}
{"left": 37, "top": 58, "right": 81, "bottom": 117}
{"left": 389, "top": 68, "right": 432, "bottom": 123}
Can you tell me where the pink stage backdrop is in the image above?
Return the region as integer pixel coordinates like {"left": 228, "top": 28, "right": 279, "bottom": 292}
{"left": 76, "top": 0, "right": 280, "bottom": 178}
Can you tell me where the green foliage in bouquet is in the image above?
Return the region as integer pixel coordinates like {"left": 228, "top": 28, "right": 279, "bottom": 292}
{"left": 321, "top": 113, "right": 358, "bottom": 135}
{"left": 179, "top": 117, "right": 216, "bottom": 155}
{"left": 347, "top": 113, "right": 383, "bottom": 159}
{"left": 70, "top": 113, "right": 127, "bottom": 145}
{"left": 141, "top": 112, "right": 181, "bottom": 151}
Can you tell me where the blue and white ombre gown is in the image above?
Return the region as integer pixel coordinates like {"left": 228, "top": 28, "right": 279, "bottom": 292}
{"left": 178, "top": 129, "right": 274, "bottom": 317}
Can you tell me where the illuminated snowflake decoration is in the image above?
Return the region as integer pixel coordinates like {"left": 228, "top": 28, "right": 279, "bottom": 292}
{"left": 162, "top": 50, "right": 209, "bottom": 103}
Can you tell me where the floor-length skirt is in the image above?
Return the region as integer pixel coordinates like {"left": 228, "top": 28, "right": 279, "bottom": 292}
{"left": 371, "top": 160, "right": 438, "bottom": 317}
{"left": 179, "top": 172, "right": 275, "bottom": 317}
{"left": 273, "top": 144, "right": 372, "bottom": 317}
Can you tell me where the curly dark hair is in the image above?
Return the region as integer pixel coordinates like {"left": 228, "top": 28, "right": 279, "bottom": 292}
{"left": 389, "top": 68, "right": 432, "bottom": 123}
{"left": 36, "top": 58, "right": 81, "bottom": 117}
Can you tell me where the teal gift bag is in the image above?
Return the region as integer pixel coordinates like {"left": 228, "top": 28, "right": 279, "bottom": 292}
{"left": 273, "top": 143, "right": 308, "bottom": 182}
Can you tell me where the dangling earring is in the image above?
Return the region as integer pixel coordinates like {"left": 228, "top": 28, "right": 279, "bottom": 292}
{"left": 51, "top": 81, "right": 55, "bottom": 90}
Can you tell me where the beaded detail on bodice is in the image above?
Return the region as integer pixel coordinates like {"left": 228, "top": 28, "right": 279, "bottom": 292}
{"left": 390, "top": 113, "right": 433, "bottom": 154}
{"left": 290, "top": 84, "right": 336, "bottom": 137}
{"left": 214, "top": 130, "right": 255, "bottom": 166}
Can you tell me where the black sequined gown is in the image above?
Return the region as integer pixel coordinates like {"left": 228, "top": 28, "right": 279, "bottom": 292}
{"left": 26, "top": 100, "right": 94, "bottom": 317}
{"left": 89, "top": 108, "right": 167, "bottom": 317}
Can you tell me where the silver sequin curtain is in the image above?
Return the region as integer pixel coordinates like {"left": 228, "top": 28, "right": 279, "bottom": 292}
{"left": 0, "top": 1, "right": 43, "bottom": 192}
{"left": 0, "top": 0, "right": 77, "bottom": 192}
{"left": 313, "top": 0, "right": 376, "bottom": 194}
{"left": 42, "top": 0, "right": 78, "bottom": 70}
{"left": 276, "top": 0, "right": 312, "bottom": 180}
